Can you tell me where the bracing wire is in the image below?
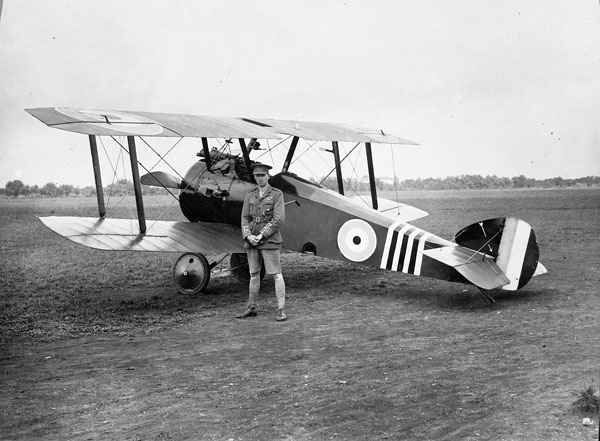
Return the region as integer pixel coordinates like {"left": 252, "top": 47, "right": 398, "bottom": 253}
{"left": 290, "top": 140, "right": 328, "bottom": 183}
{"left": 110, "top": 136, "right": 180, "bottom": 202}
{"left": 93, "top": 135, "right": 193, "bottom": 234}
{"left": 463, "top": 229, "right": 504, "bottom": 264}
{"left": 345, "top": 144, "right": 370, "bottom": 204}
{"left": 140, "top": 136, "right": 186, "bottom": 180}
{"left": 266, "top": 139, "right": 275, "bottom": 166}
{"left": 122, "top": 136, "right": 184, "bottom": 231}
{"left": 98, "top": 136, "right": 127, "bottom": 212}
{"left": 290, "top": 140, "right": 319, "bottom": 167}
{"left": 390, "top": 144, "right": 400, "bottom": 214}
{"left": 117, "top": 136, "right": 137, "bottom": 235}
{"left": 145, "top": 195, "right": 181, "bottom": 232}
{"left": 318, "top": 142, "right": 361, "bottom": 185}
{"left": 255, "top": 135, "right": 291, "bottom": 161}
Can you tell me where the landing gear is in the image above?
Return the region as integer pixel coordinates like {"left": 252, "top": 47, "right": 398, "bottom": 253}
{"left": 173, "top": 253, "right": 210, "bottom": 295}
{"left": 173, "top": 252, "right": 266, "bottom": 294}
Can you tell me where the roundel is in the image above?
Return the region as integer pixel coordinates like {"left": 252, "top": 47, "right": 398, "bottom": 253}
{"left": 56, "top": 107, "right": 164, "bottom": 136}
{"left": 337, "top": 219, "right": 377, "bottom": 262}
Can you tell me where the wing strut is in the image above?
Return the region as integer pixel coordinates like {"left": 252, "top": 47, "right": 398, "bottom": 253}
{"left": 282, "top": 136, "right": 299, "bottom": 172}
{"left": 365, "top": 142, "right": 378, "bottom": 210}
{"left": 332, "top": 141, "right": 344, "bottom": 195}
{"left": 88, "top": 135, "right": 106, "bottom": 218}
{"left": 127, "top": 136, "right": 147, "bottom": 233}
{"left": 201, "top": 137, "right": 211, "bottom": 171}
{"left": 238, "top": 138, "right": 255, "bottom": 183}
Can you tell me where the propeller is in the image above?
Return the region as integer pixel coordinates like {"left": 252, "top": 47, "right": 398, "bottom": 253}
{"left": 140, "top": 171, "right": 192, "bottom": 190}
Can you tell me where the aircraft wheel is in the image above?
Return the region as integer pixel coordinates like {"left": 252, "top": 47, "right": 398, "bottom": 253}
{"left": 173, "top": 253, "right": 210, "bottom": 295}
{"left": 230, "top": 252, "right": 265, "bottom": 282}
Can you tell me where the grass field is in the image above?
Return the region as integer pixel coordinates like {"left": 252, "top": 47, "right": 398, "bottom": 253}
{"left": 1, "top": 189, "right": 599, "bottom": 440}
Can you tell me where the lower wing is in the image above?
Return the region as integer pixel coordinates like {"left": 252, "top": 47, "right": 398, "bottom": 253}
{"left": 40, "top": 216, "right": 246, "bottom": 254}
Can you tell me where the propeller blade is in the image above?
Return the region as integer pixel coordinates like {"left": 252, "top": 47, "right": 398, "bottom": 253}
{"left": 141, "top": 171, "right": 183, "bottom": 189}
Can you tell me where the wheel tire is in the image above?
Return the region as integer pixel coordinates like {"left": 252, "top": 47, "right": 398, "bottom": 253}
{"left": 173, "top": 253, "right": 210, "bottom": 295}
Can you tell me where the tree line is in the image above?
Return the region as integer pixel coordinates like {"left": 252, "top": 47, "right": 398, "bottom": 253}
{"left": 317, "top": 174, "right": 600, "bottom": 192}
{"left": 2, "top": 174, "right": 599, "bottom": 198}
{"left": 1, "top": 179, "right": 169, "bottom": 198}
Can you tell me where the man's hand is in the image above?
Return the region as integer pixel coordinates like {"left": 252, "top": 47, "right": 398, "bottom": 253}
{"left": 247, "top": 234, "right": 262, "bottom": 247}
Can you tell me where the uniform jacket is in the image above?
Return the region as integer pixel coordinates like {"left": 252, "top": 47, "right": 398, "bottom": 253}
{"left": 241, "top": 184, "right": 285, "bottom": 249}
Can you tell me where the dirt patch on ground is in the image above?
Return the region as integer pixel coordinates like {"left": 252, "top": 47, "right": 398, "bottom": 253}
{"left": 1, "top": 190, "right": 599, "bottom": 440}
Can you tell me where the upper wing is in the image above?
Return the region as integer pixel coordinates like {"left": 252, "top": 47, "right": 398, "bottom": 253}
{"left": 26, "top": 108, "right": 280, "bottom": 139}
{"left": 40, "top": 216, "right": 246, "bottom": 253}
{"left": 26, "top": 107, "right": 417, "bottom": 145}
{"left": 253, "top": 117, "right": 417, "bottom": 144}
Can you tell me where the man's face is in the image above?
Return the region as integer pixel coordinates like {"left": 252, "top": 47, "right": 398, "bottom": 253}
{"left": 253, "top": 172, "right": 269, "bottom": 188}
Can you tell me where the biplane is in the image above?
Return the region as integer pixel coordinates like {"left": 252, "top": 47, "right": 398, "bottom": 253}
{"left": 27, "top": 107, "right": 547, "bottom": 303}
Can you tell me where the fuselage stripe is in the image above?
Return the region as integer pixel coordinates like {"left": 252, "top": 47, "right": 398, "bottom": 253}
{"left": 391, "top": 225, "right": 413, "bottom": 270}
{"left": 405, "top": 230, "right": 424, "bottom": 274}
{"left": 385, "top": 231, "right": 399, "bottom": 270}
{"left": 380, "top": 219, "right": 405, "bottom": 269}
{"left": 414, "top": 232, "right": 432, "bottom": 276}
{"left": 396, "top": 234, "right": 410, "bottom": 272}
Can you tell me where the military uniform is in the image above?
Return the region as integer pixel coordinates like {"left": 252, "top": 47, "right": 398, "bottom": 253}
{"left": 241, "top": 185, "right": 285, "bottom": 250}
{"left": 238, "top": 164, "right": 287, "bottom": 321}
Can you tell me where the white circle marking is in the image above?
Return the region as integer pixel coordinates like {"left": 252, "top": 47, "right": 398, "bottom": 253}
{"left": 337, "top": 219, "right": 377, "bottom": 262}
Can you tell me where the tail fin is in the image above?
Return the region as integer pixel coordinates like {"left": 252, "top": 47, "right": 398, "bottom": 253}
{"left": 454, "top": 217, "right": 545, "bottom": 291}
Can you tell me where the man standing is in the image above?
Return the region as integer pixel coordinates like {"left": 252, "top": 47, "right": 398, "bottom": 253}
{"left": 237, "top": 163, "right": 287, "bottom": 321}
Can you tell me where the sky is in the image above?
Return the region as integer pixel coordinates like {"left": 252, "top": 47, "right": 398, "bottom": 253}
{"left": 1, "top": 0, "right": 599, "bottom": 187}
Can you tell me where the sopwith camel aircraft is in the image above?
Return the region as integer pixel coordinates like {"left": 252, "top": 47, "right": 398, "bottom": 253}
{"left": 27, "top": 107, "right": 547, "bottom": 303}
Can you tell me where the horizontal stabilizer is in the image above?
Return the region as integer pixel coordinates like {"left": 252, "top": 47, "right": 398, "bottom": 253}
{"left": 40, "top": 216, "right": 246, "bottom": 254}
{"left": 423, "top": 245, "right": 510, "bottom": 290}
{"left": 349, "top": 196, "right": 428, "bottom": 222}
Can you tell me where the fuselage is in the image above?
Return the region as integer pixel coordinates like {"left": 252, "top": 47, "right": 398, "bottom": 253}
{"left": 178, "top": 160, "right": 469, "bottom": 286}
